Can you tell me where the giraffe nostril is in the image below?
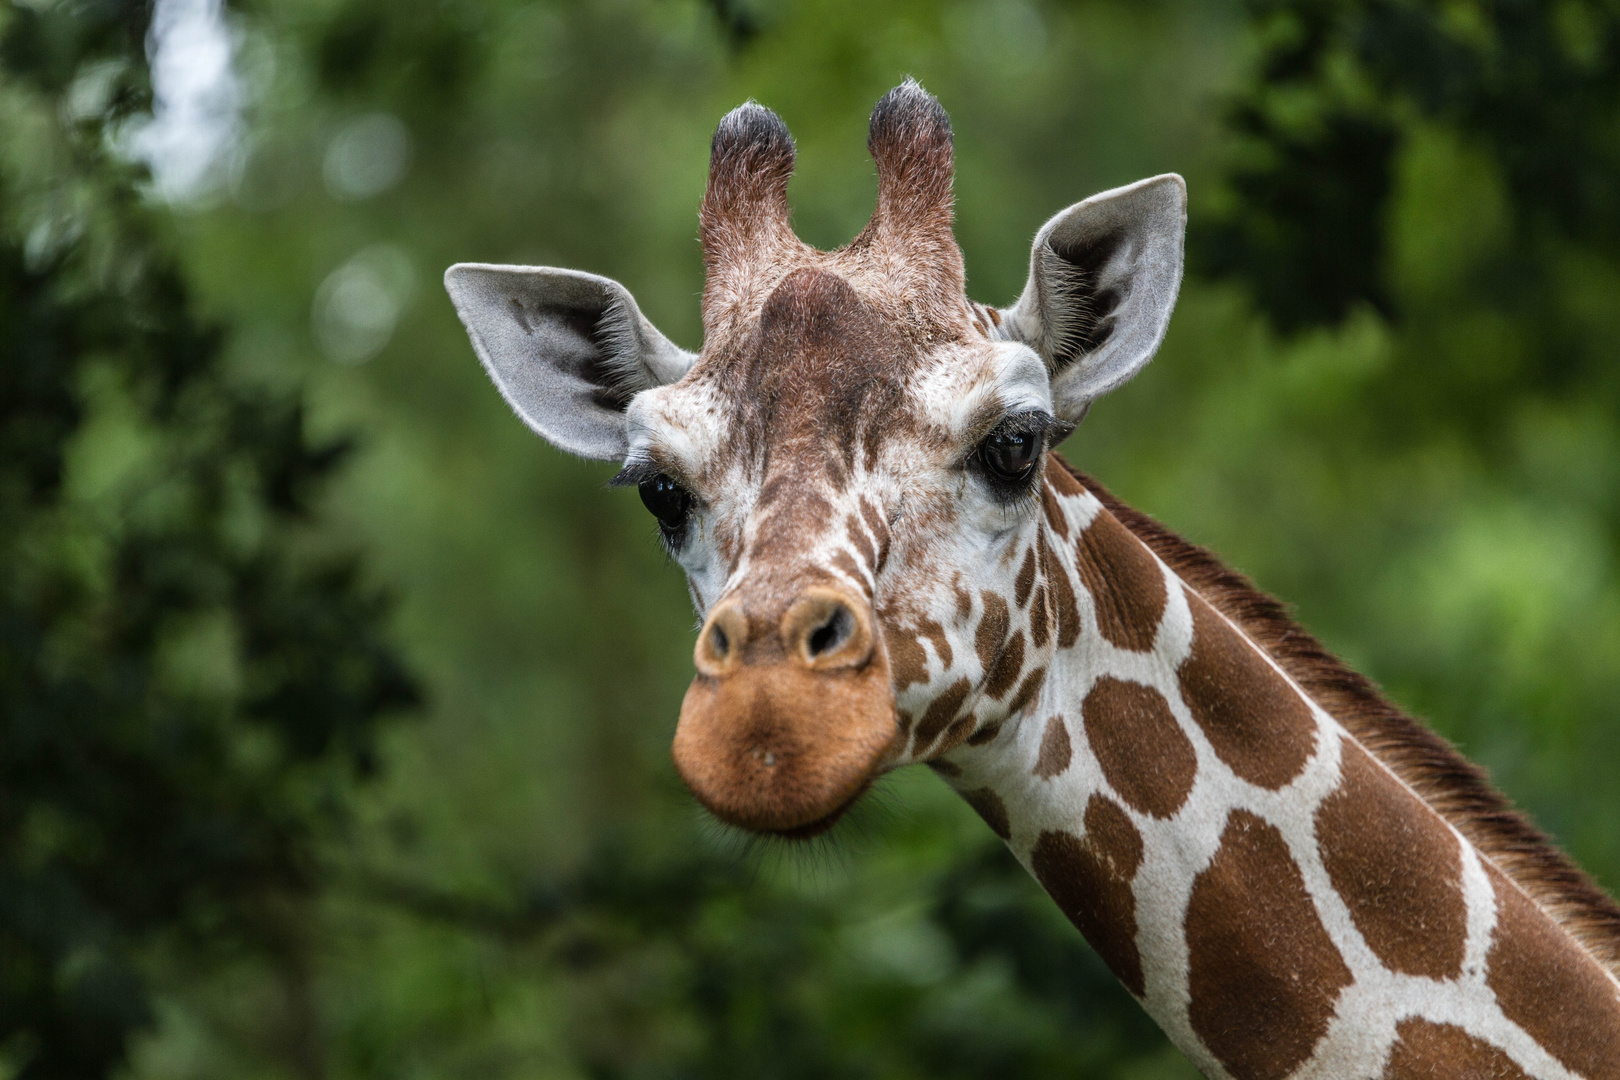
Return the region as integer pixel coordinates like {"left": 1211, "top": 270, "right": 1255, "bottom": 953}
{"left": 781, "top": 589, "right": 872, "bottom": 669}
{"left": 807, "top": 604, "right": 853, "bottom": 658}
{"left": 695, "top": 602, "right": 749, "bottom": 676}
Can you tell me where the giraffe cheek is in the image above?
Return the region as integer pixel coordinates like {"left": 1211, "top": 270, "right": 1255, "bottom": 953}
{"left": 670, "top": 657, "right": 900, "bottom": 837}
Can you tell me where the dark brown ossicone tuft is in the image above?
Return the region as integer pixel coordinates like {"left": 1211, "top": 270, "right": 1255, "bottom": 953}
{"left": 867, "top": 78, "right": 954, "bottom": 213}
{"left": 700, "top": 102, "right": 801, "bottom": 290}
{"left": 851, "top": 79, "right": 965, "bottom": 319}
{"left": 707, "top": 102, "right": 794, "bottom": 213}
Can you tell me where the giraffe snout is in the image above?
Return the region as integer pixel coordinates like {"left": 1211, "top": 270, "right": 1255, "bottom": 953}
{"left": 674, "top": 586, "right": 897, "bottom": 837}
{"left": 694, "top": 588, "right": 874, "bottom": 676}
{"left": 779, "top": 588, "right": 873, "bottom": 670}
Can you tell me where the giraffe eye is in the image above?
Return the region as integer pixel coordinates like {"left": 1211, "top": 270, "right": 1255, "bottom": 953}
{"left": 638, "top": 473, "right": 693, "bottom": 541}
{"left": 980, "top": 427, "right": 1040, "bottom": 482}
{"left": 971, "top": 413, "right": 1055, "bottom": 502}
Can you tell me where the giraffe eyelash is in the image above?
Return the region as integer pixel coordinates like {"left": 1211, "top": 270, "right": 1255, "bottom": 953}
{"left": 609, "top": 459, "right": 672, "bottom": 488}
{"left": 969, "top": 410, "right": 1059, "bottom": 505}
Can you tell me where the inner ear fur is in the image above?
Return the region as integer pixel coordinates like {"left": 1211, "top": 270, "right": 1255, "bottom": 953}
{"left": 444, "top": 263, "right": 695, "bottom": 461}
{"left": 1001, "top": 174, "right": 1186, "bottom": 423}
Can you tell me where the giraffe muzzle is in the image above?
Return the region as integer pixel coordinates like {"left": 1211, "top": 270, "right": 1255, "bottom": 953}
{"left": 673, "top": 586, "right": 900, "bottom": 836}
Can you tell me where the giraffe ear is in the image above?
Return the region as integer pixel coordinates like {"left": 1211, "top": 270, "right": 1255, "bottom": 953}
{"left": 444, "top": 264, "right": 696, "bottom": 461}
{"left": 1000, "top": 174, "right": 1186, "bottom": 422}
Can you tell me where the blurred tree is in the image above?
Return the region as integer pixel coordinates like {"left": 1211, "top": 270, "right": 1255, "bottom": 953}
{"left": 354, "top": 830, "right": 1173, "bottom": 1080}
{"left": 0, "top": 2, "right": 415, "bottom": 1077}
{"left": 1198, "top": 0, "right": 1620, "bottom": 343}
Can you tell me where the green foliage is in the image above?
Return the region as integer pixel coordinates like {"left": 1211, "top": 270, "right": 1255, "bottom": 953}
{"left": 337, "top": 836, "right": 1169, "bottom": 1080}
{"left": 0, "top": 4, "right": 414, "bottom": 1076}
{"left": 1198, "top": 0, "right": 1620, "bottom": 338}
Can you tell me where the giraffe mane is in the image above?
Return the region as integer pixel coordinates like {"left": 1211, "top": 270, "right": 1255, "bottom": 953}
{"left": 1063, "top": 458, "right": 1620, "bottom": 980}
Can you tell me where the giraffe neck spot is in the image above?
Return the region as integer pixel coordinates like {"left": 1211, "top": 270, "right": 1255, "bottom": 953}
{"left": 1184, "top": 809, "right": 1351, "bottom": 1080}
{"left": 1178, "top": 587, "right": 1315, "bottom": 789}
{"left": 1081, "top": 676, "right": 1196, "bottom": 818}
{"left": 1074, "top": 510, "right": 1165, "bottom": 651}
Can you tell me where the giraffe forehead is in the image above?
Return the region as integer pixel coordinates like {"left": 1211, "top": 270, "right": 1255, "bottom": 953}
{"left": 738, "top": 267, "right": 914, "bottom": 441}
{"left": 633, "top": 269, "right": 1042, "bottom": 494}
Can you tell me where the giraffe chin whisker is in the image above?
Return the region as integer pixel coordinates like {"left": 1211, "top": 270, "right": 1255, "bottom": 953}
{"left": 759, "top": 780, "right": 874, "bottom": 842}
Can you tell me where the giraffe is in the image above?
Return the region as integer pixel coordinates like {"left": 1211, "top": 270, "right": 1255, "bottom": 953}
{"left": 444, "top": 82, "right": 1620, "bottom": 1079}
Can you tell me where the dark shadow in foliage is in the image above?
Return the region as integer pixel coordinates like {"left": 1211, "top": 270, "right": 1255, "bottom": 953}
{"left": 0, "top": 4, "right": 418, "bottom": 1078}
{"left": 1194, "top": 0, "right": 1620, "bottom": 337}
{"left": 706, "top": 0, "right": 764, "bottom": 49}
{"left": 310, "top": 0, "right": 477, "bottom": 105}
{"left": 1194, "top": 105, "right": 1398, "bottom": 330}
{"left": 1355, "top": 0, "right": 1620, "bottom": 250}
{"left": 1191, "top": 1, "right": 1399, "bottom": 330}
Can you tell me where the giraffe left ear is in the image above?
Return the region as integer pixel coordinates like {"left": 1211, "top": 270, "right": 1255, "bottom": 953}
{"left": 444, "top": 264, "right": 696, "bottom": 461}
{"left": 1000, "top": 174, "right": 1186, "bottom": 422}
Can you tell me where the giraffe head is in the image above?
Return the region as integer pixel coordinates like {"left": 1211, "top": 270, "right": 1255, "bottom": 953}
{"left": 446, "top": 82, "right": 1185, "bottom": 838}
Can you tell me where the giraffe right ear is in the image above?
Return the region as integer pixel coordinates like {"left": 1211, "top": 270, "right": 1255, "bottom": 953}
{"left": 1000, "top": 174, "right": 1186, "bottom": 423}
{"left": 444, "top": 264, "right": 697, "bottom": 461}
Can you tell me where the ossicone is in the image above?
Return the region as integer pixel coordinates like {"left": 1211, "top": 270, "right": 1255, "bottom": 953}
{"left": 853, "top": 78, "right": 964, "bottom": 303}
{"left": 700, "top": 101, "right": 798, "bottom": 276}
{"left": 867, "top": 77, "right": 955, "bottom": 212}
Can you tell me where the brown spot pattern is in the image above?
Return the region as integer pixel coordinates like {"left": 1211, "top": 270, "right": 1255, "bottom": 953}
{"left": 1075, "top": 511, "right": 1166, "bottom": 652}
{"left": 934, "top": 715, "right": 978, "bottom": 756}
{"left": 859, "top": 497, "right": 890, "bottom": 569}
{"left": 1029, "top": 581, "right": 1051, "bottom": 648}
{"left": 1186, "top": 809, "right": 1351, "bottom": 1080}
{"left": 963, "top": 787, "right": 1010, "bottom": 840}
{"left": 984, "top": 631, "right": 1025, "bottom": 700}
{"left": 1381, "top": 1018, "right": 1530, "bottom": 1079}
{"left": 846, "top": 513, "right": 877, "bottom": 568}
{"left": 1047, "top": 462, "right": 1087, "bottom": 499}
{"left": 966, "top": 722, "right": 1001, "bottom": 746}
{"left": 888, "top": 630, "right": 928, "bottom": 691}
{"left": 831, "top": 549, "right": 871, "bottom": 596}
{"left": 1007, "top": 666, "right": 1046, "bottom": 717}
{"left": 1179, "top": 590, "right": 1316, "bottom": 790}
{"left": 975, "top": 591, "right": 1010, "bottom": 672}
{"left": 1082, "top": 677, "right": 1196, "bottom": 819}
{"left": 1033, "top": 715, "right": 1071, "bottom": 779}
{"left": 1031, "top": 795, "right": 1145, "bottom": 995}
{"left": 1029, "top": 535, "right": 1054, "bottom": 648}
{"left": 919, "top": 619, "right": 951, "bottom": 670}
{"left": 1316, "top": 739, "right": 1466, "bottom": 979}
{"left": 1041, "top": 480, "right": 1070, "bottom": 539}
{"left": 1014, "top": 548, "right": 1036, "bottom": 607}
{"left": 913, "top": 678, "right": 972, "bottom": 748}
{"left": 1042, "top": 534, "right": 1081, "bottom": 648}
{"left": 1070, "top": 462, "right": 1620, "bottom": 996}
{"left": 885, "top": 614, "right": 953, "bottom": 693}
{"left": 1485, "top": 866, "right": 1620, "bottom": 1080}
{"left": 952, "top": 576, "right": 973, "bottom": 623}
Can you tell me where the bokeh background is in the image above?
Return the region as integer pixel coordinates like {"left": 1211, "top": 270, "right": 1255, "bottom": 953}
{"left": 5, "top": 0, "right": 1620, "bottom": 1077}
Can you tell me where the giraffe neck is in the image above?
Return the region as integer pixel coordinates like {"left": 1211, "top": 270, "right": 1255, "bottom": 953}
{"left": 933, "top": 465, "right": 1620, "bottom": 1080}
